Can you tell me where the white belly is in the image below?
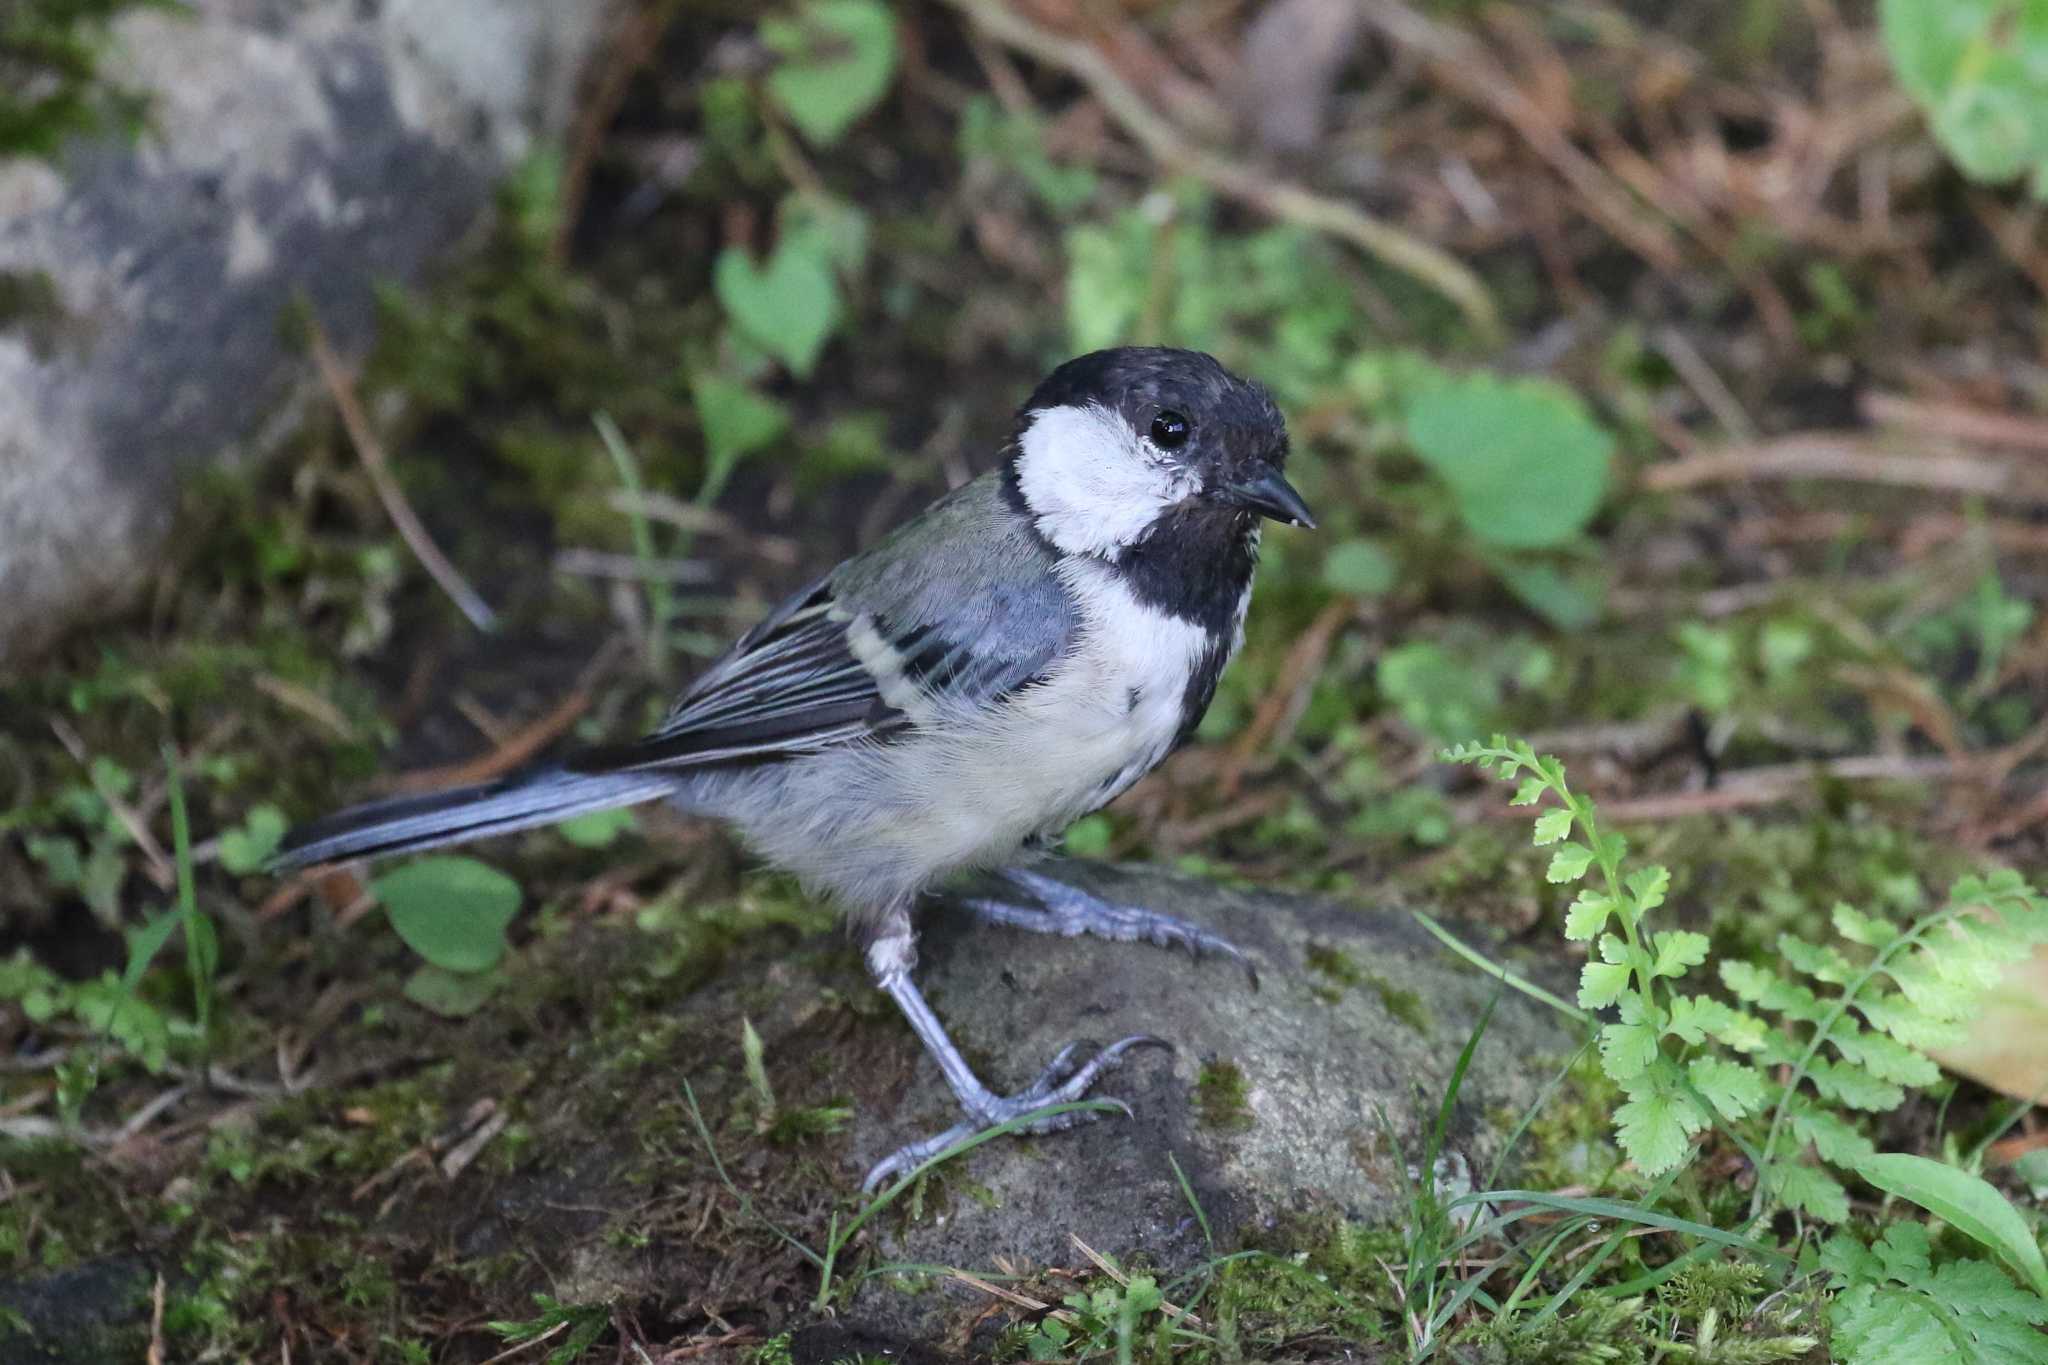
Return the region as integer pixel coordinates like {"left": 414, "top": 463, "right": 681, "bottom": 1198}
{"left": 711, "top": 559, "right": 1216, "bottom": 912}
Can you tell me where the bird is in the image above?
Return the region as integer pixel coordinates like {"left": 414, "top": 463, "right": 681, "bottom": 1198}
{"left": 271, "top": 346, "right": 1314, "bottom": 1189}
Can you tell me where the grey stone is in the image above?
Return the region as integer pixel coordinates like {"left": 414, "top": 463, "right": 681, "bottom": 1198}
{"left": 839, "top": 865, "right": 1577, "bottom": 1338}
{"left": 0, "top": 0, "right": 623, "bottom": 668}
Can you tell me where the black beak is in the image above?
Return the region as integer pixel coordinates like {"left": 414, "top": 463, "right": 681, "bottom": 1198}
{"left": 1220, "top": 469, "right": 1316, "bottom": 529}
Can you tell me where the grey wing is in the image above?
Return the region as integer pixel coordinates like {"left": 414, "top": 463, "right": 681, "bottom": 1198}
{"left": 569, "top": 474, "right": 1077, "bottom": 775}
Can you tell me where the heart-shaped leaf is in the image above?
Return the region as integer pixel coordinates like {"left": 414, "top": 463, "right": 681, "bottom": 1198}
{"left": 219, "top": 804, "right": 287, "bottom": 874}
{"left": 1406, "top": 374, "right": 1613, "bottom": 550}
{"left": 713, "top": 237, "right": 840, "bottom": 378}
{"left": 404, "top": 965, "right": 502, "bottom": 1018}
{"left": 374, "top": 857, "right": 520, "bottom": 974}
{"left": 763, "top": 0, "right": 899, "bottom": 147}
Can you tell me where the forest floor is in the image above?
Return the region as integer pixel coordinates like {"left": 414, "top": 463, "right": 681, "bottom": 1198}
{"left": 6, "top": 1, "right": 2048, "bottom": 1361}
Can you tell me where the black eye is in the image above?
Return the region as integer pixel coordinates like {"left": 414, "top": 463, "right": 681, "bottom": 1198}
{"left": 1149, "top": 410, "right": 1191, "bottom": 450}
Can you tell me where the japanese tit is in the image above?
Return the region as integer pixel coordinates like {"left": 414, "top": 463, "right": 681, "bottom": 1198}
{"left": 274, "top": 346, "right": 1313, "bottom": 1187}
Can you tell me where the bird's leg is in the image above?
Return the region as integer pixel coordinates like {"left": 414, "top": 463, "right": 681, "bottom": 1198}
{"left": 950, "top": 862, "right": 1259, "bottom": 985}
{"left": 860, "top": 907, "right": 1164, "bottom": 1192}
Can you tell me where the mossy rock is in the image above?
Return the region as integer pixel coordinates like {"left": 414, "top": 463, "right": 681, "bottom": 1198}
{"left": 0, "top": 866, "right": 1574, "bottom": 1356}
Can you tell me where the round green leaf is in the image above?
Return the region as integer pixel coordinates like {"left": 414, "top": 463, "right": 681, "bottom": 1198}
{"left": 1405, "top": 374, "right": 1614, "bottom": 549}
{"left": 713, "top": 239, "right": 840, "bottom": 378}
{"left": 1323, "top": 537, "right": 1397, "bottom": 596}
{"left": 763, "top": 0, "right": 899, "bottom": 148}
{"left": 374, "top": 857, "right": 520, "bottom": 974}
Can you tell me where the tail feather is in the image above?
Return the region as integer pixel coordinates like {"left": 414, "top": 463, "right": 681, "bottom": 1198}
{"left": 270, "top": 768, "right": 675, "bottom": 871}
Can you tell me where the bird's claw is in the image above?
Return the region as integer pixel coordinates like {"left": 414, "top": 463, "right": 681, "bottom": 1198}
{"left": 965, "top": 866, "right": 1260, "bottom": 987}
{"left": 860, "top": 1034, "right": 1166, "bottom": 1192}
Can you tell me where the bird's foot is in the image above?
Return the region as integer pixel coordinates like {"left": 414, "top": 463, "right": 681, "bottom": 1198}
{"left": 959, "top": 865, "right": 1258, "bottom": 986}
{"left": 860, "top": 1034, "right": 1165, "bottom": 1192}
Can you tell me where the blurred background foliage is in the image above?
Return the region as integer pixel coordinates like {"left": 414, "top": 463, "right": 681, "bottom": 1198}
{"left": 8, "top": 0, "right": 2048, "bottom": 1358}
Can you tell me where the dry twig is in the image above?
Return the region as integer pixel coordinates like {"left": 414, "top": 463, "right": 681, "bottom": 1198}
{"left": 1359, "top": 0, "right": 1683, "bottom": 271}
{"left": 1862, "top": 390, "right": 2048, "bottom": 454}
{"left": 386, "top": 639, "right": 625, "bottom": 793}
{"left": 937, "top": 0, "right": 1500, "bottom": 338}
{"left": 50, "top": 716, "right": 174, "bottom": 891}
{"left": 1641, "top": 435, "right": 2041, "bottom": 501}
{"left": 309, "top": 322, "right": 498, "bottom": 631}
{"left": 1219, "top": 596, "right": 1355, "bottom": 794}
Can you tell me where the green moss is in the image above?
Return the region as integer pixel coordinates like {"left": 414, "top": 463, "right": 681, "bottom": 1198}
{"left": 1193, "top": 1058, "right": 1254, "bottom": 1132}
{"left": 1304, "top": 941, "right": 1360, "bottom": 1003}
{"left": 0, "top": 0, "right": 165, "bottom": 160}
{"left": 1304, "top": 943, "right": 1430, "bottom": 1033}
{"left": 0, "top": 267, "right": 65, "bottom": 357}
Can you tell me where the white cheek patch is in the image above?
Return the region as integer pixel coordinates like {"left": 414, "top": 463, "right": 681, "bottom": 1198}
{"left": 1015, "top": 403, "right": 1200, "bottom": 557}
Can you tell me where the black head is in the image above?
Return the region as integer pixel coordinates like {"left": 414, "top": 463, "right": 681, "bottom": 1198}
{"left": 1002, "top": 348, "right": 1310, "bottom": 561}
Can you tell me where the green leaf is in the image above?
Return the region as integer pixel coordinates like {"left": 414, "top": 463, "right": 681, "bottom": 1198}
{"left": 713, "top": 236, "right": 840, "bottom": 377}
{"left": 121, "top": 912, "right": 185, "bottom": 995}
{"left": 692, "top": 375, "right": 791, "bottom": 478}
{"left": 1706, "top": 1005, "right": 1771, "bottom": 1053}
{"left": 1626, "top": 866, "right": 1670, "bottom": 913}
{"left": 1488, "top": 553, "right": 1606, "bottom": 630}
{"left": 72, "top": 977, "right": 171, "bottom": 1072}
{"left": 1404, "top": 373, "right": 1614, "bottom": 549}
{"left": 1546, "top": 842, "right": 1596, "bottom": 883}
{"left": 1599, "top": 1017, "right": 1661, "bottom": 1082}
{"left": 1532, "top": 808, "right": 1575, "bottom": 846}
{"left": 1563, "top": 891, "right": 1613, "bottom": 941}
{"left": 1888, "top": 955, "right": 1980, "bottom": 1020}
{"left": 374, "top": 858, "right": 521, "bottom": 974}
{"left": 1881, "top": 0, "right": 2048, "bottom": 194}
{"left": 1789, "top": 1103, "right": 1877, "bottom": 1166}
{"left": 1858, "top": 1152, "right": 2048, "bottom": 1297}
{"left": 1834, "top": 901, "right": 1899, "bottom": 947}
{"left": 1323, "top": 537, "right": 1398, "bottom": 596}
{"left": 782, "top": 192, "right": 871, "bottom": 274}
{"left": 1689, "top": 1056, "right": 1767, "bottom": 1119}
{"left": 1765, "top": 1160, "right": 1851, "bottom": 1223}
{"left": 218, "top": 804, "right": 287, "bottom": 874}
{"left": 1064, "top": 221, "right": 1148, "bottom": 352}
{"left": 1829, "top": 1025, "right": 1941, "bottom": 1087}
{"left": 402, "top": 965, "right": 501, "bottom": 1018}
{"left": 1779, "top": 932, "right": 1854, "bottom": 985}
{"left": 1578, "top": 960, "right": 1631, "bottom": 1010}
{"left": 1856, "top": 990, "right": 1968, "bottom": 1050}
{"left": 1720, "top": 960, "right": 1825, "bottom": 1022}
{"left": 1615, "top": 1084, "right": 1707, "bottom": 1176}
{"left": 1930, "top": 1258, "right": 2048, "bottom": 1322}
{"left": 1651, "top": 931, "right": 1709, "bottom": 979}
{"left": 557, "top": 808, "right": 634, "bottom": 850}
{"left": 1061, "top": 814, "right": 1113, "bottom": 858}
{"left": 1808, "top": 1057, "right": 1904, "bottom": 1111}
{"left": 1509, "top": 776, "right": 1547, "bottom": 806}
{"left": 1829, "top": 1283, "right": 1951, "bottom": 1364}
{"left": 762, "top": 0, "right": 898, "bottom": 147}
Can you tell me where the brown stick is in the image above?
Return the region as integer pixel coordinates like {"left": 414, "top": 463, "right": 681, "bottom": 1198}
{"left": 1862, "top": 390, "right": 2048, "bottom": 455}
{"left": 49, "top": 716, "right": 175, "bottom": 891}
{"left": 1219, "top": 597, "right": 1355, "bottom": 794}
{"left": 1640, "top": 435, "right": 2030, "bottom": 499}
{"left": 309, "top": 323, "right": 498, "bottom": 631}
{"left": 937, "top": 0, "right": 1501, "bottom": 339}
{"left": 1359, "top": 0, "right": 1684, "bottom": 272}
